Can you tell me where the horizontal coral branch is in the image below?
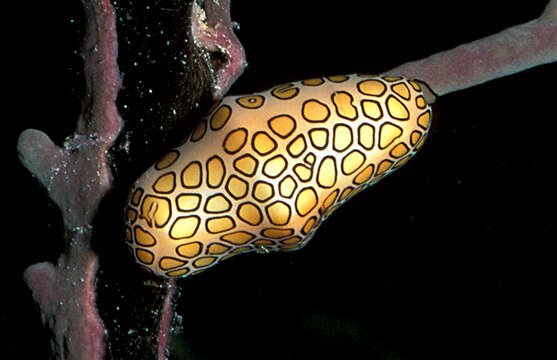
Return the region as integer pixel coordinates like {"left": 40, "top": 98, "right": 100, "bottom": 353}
{"left": 388, "top": 0, "right": 557, "bottom": 95}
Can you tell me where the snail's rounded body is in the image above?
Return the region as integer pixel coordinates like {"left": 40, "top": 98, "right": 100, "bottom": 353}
{"left": 125, "top": 74, "right": 432, "bottom": 278}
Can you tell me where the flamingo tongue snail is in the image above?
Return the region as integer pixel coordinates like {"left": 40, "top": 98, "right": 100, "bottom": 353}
{"left": 124, "top": 74, "right": 435, "bottom": 278}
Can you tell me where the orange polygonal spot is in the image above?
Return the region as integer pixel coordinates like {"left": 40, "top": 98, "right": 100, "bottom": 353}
{"left": 181, "top": 161, "right": 202, "bottom": 188}
{"left": 206, "top": 156, "right": 226, "bottom": 188}
{"left": 236, "top": 95, "right": 265, "bottom": 109}
{"left": 331, "top": 91, "right": 358, "bottom": 120}
{"left": 265, "top": 201, "right": 292, "bottom": 226}
{"left": 134, "top": 226, "right": 157, "bottom": 247}
{"left": 176, "top": 241, "right": 202, "bottom": 258}
{"left": 237, "top": 202, "right": 263, "bottom": 225}
{"left": 252, "top": 131, "right": 278, "bottom": 156}
{"left": 206, "top": 216, "right": 236, "bottom": 234}
{"left": 271, "top": 84, "right": 299, "bottom": 100}
{"left": 233, "top": 154, "right": 259, "bottom": 177}
{"left": 152, "top": 172, "right": 176, "bottom": 194}
{"left": 223, "top": 128, "right": 248, "bottom": 154}
{"left": 302, "top": 99, "right": 330, "bottom": 122}
{"left": 140, "top": 195, "right": 171, "bottom": 228}
{"left": 357, "top": 79, "right": 386, "bottom": 97}
{"left": 268, "top": 115, "right": 296, "bottom": 138}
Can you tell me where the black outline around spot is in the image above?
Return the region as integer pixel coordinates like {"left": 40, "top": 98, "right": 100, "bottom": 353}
{"left": 159, "top": 256, "right": 187, "bottom": 270}
{"left": 155, "top": 150, "right": 180, "bottom": 170}
{"left": 152, "top": 172, "right": 176, "bottom": 194}
{"left": 262, "top": 154, "right": 287, "bottom": 179}
{"left": 301, "top": 99, "right": 331, "bottom": 123}
{"left": 210, "top": 104, "right": 232, "bottom": 130}
{"left": 206, "top": 156, "right": 226, "bottom": 189}
{"left": 332, "top": 123, "right": 354, "bottom": 152}
{"left": 135, "top": 248, "right": 155, "bottom": 265}
{"left": 181, "top": 161, "right": 202, "bottom": 188}
{"left": 205, "top": 216, "right": 237, "bottom": 234}
{"left": 390, "top": 82, "right": 411, "bottom": 100}
{"left": 133, "top": 225, "right": 157, "bottom": 247}
{"left": 236, "top": 202, "right": 263, "bottom": 226}
{"left": 140, "top": 195, "right": 172, "bottom": 228}
{"left": 252, "top": 131, "right": 278, "bottom": 156}
{"left": 287, "top": 134, "right": 307, "bottom": 158}
{"left": 169, "top": 216, "right": 201, "bottom": 240}
{"left": 301, "top": 78, "right": 325, "bottom": 86}
{"left": 341, "top": 150, "right": 366, "bottom": 175}
{"left": 271, "top": 84, "right": 300, "bottom": 100}
{"left": 295, "top": 187, "right": 318, "bottom": 217}
{"left": 175, "top": 193, "right": 202, "bottom": 212}
{"left": 316, "top": 156, "right": 337, "bottom": 189}
{"left": 222, "top": 127, "right": 248, "bottom": 154}
{"left": 385, "top": 95, "right": 410, "bottom": 121}
{"left": 252, "top": 180, "right": 275, "bottom": 202}
{"left": 233, "top": 154, "right": 259, "bottom": 177}
{"left": 225, "top": 175, "right": 249, "bottom": 200}
{"left": 357, "top": 79, "right": 386, "bottom": 97}
{"left": 357, "top": 123, "right": 375, "bottom": 150}
{"left": 331, "top": 91, "right": 358, "bottom": 120}
{"left": 308, "top": 128, "right": 329, "bottom": 150}
{"left": 204, "top": 193, "right": 232, "bottom": 214}
{"left": 268, "top": 114, "right": 297, "bottom": 139}
{"left": 192, "top": 256, "right": 218, "bottom": 269}
{"left": 378, "top": 122, "right": 404, "bottom": 149}
{"left": 235, "top": 95, "right": 265, "bottom": 109}
{"left": 175, "top": 241, "right": 203, "bottom": 258}
{"left": 360, "top": 99, "right": 384, "bottom": 120}
{"left": 265, "top": 200, "right": 292, "bottom": 226}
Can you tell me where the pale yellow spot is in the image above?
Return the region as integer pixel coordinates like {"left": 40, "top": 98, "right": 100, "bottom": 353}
{"left": 379, "top": 123, "right": 403, "bottom": 149}
{"left": 333, "top": 124, "right": 353, "bottom": 152}
{"left": 193, "top": 256, "right": 218, "bottom": 268}
{"left": 253, "top": 181, "right": 274, "bottom": 202}
{"left": 287, "top": 135, "right": 307, "bottom": 158}
{"left": 361, "top": 100, "right": 383, "bottom": 120}
{"left": 309, "top": 128, "right": 328, "bottom": 149}
{"left": 263, "top": 155, "right": 287, "bottom": 178}
{"left": 293, "top": 164, "right": 312, "bottom": 182}
{"left": 279, "top": 176, "right": 297, "bottom": 198}
{"left": 176, "top": 194, "right": 201, "bottom": 212}
{"left": 170, "top": 216, "right": 200, "bottom": 239}
{"left": 296, "top": 187, "right": 318, "bottom": 216}
{"left": 205, "top": 194, "right": 232, "bottom": 213}
{"left": 262, "top": 228, "right": 294, "bottom": 239}
{"left": 207, "top": 156, "right": 225, "bottom": 188}
{"left": 317, "top": 156, "right": 337, "bottom": 188}
{"left": 358, "top": 123, "right": 375, "bottom": 150}
{"left": 417, "top": 111, "right": 431, "bottom": 129}
{"left": 386, "top": 95, "right": 410, "bottom": 120}
{"left": 341, "top": 150, "right": 365, "bottom": 175}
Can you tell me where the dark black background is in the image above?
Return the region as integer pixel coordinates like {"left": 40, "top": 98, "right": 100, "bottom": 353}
{"left": 5, "top": 1, "right": 555, "bottom": 359}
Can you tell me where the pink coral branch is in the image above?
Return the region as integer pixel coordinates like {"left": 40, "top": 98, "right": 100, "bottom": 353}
{"left": 388, "top": 0, "right": 557, "bottom": 95}
{"left": 18, "top": 0, "right": 121, "bottom": 358}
